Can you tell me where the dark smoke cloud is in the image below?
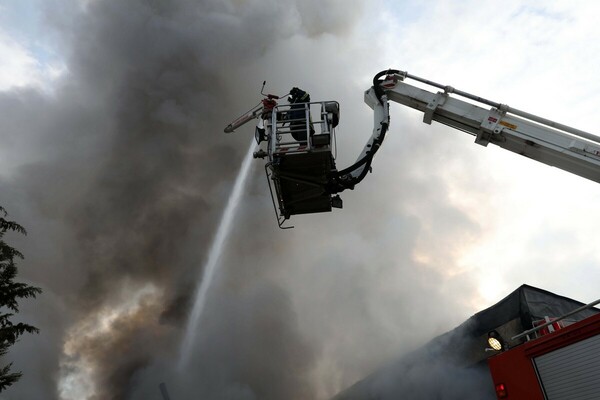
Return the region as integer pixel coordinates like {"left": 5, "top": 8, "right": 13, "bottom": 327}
{"left": 0, "top": 0, "right": 368, "bottom": 398}
{"left": 0, "top": 0, "right": 486, "bottom": 399}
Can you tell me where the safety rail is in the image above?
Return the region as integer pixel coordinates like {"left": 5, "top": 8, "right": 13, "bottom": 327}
{"left": 512, "top": 298, "right": 600, "bottom": 342}
{"left": 269, "top": 101, "right": 339, "bottom": 158}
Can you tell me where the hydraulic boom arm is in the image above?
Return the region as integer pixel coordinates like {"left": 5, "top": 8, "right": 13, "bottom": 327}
{"left": 373, "top": 69, "right": 600, "bottom": 184}
{"left": 223, "top": 70, "right": 600, "bottom": 227}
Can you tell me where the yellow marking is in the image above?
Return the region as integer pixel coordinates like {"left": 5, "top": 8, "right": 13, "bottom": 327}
{"left": 499, "top": 120, "right": 517, "bottom": 130}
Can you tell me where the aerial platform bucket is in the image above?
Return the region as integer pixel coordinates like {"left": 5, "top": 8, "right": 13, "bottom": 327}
{"left": 261, "top": 100, "right": 341, "bottom": 227}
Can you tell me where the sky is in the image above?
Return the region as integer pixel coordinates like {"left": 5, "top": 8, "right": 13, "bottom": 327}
{"left": 1, "top": 0, "right": 600, "bottom": 399}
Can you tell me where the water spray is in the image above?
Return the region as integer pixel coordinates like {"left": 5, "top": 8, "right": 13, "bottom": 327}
{"left": 178, "top": 139, "right": 256, "bottom": 369}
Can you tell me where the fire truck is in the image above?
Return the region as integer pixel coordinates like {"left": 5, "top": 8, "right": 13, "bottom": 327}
{"left": 487, "top": 300, "right": 600, "bottom": 400}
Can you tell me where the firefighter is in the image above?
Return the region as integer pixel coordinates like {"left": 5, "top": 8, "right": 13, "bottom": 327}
{"left": 287, "top": 87, "right": 314, "bottom": 142}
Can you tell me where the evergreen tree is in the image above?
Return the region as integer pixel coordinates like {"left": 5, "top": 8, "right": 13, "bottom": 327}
{"left": 0, "top": 206, "right": 41, "bottom": 391}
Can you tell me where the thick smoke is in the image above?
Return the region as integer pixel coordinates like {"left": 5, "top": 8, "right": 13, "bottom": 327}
{"left": 332, "top": 321, "right": 496, "bottom": 400}
{"left": 0, "top": 0, "right": 487, "bottom": 399}
{"left": 0, "top": 0, "right": 368, "bottom": 398}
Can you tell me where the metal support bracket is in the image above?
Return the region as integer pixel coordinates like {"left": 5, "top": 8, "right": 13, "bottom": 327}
{"left": 476, "top": 108, "right": 505, "bottom": 147}
{"left": 569, "top": 140, "right": 600, "bottom": 160}
{"left": 423, "top": 92, "right": 447, "bottom": 124}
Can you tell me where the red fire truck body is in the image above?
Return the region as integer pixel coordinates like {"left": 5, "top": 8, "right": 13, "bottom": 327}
{"left": 488, "top": 312, "right": 600, "bottom": 399}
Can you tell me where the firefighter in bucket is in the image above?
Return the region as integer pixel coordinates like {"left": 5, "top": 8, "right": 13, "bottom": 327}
{"left": 287, "top": 87, "right": 315, "bottom": 142}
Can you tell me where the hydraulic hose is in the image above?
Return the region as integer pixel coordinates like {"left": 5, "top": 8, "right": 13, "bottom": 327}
{"left": 329, "top": 69, "right": 397, "bottom": 192}
{"left": 373, "top": 68, "right": 399, "bottom": 105}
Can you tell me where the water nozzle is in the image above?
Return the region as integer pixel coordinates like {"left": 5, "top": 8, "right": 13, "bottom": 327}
{"left": 253, "top": 149, "right": 267, "bottom": 159}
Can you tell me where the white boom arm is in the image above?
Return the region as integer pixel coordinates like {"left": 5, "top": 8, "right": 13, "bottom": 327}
{"left": 372, "top": 70, "right": 600, "bottom": 184}
{"left": 221, "top": 70, "right": 600, "bottom": 226}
